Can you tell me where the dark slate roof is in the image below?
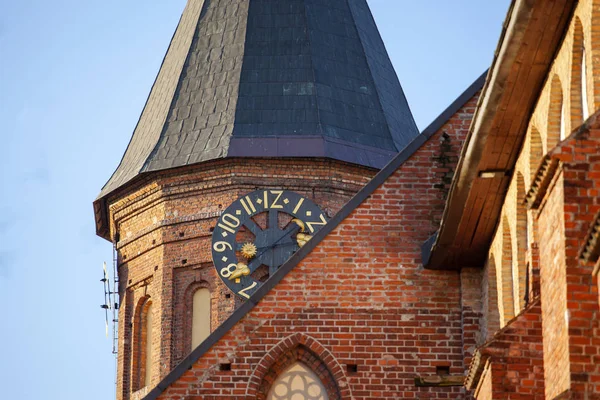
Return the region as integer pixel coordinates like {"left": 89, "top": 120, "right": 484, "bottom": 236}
{"left": 97, "top": 0, "right": 418, "bottom": 201}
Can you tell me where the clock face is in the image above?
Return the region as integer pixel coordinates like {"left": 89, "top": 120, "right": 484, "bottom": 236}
{"left": 211, "top": 190, "right": 328, "bottom": 299}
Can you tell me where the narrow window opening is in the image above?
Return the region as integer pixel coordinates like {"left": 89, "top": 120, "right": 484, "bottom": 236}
{"left": 144, "top": 302, "right": 153, "bottom": 387}
{"left": 347, "top": 364, "right": 358, "bottom": 374}
{"left": 191, "top": 288, "right": 211, "bottom": 350}
{"left": 582, "top": 47, "right": 590, "bottom": 120}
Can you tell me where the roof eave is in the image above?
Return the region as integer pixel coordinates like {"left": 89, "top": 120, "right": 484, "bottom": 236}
{"left": 425, "top": 0, "right": 577, "bottom": 270}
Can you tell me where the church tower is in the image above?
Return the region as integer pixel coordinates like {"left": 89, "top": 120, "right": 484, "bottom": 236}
{"left": 94, "top": 1, "right": 418, "bottom": 399}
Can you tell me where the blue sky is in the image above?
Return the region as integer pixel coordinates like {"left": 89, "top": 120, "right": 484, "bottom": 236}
{"left": 0, "top": 1, "right": 508, "bottom": 398}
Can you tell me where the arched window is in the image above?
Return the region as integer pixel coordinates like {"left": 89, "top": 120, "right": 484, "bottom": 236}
{"left": 548, "top": 75, "right": 564, "bottom": 147}
{"left": 583, "top": 46, "right": 590, "bottom": 120}
{"left": 191, "top": 288, "right": 211, "bottom": 350}
{"left": 529, "top": 127, "right": 543, "bottom": 182}
{"left": 572, "top": 18, "right": 588, "bottom": 125}
{"left": 484, "top": 255, "right": 500, "bottom": 340}
{"left": 515, "top": 173, "right": 527, "bottom": 311}
{"left": 501, "top": 217, "right": 515, "bottom": 325}
{"left": 268, "top": 362, "right": 329, "bottom": 400}
{"left": 134, "top": 297, "right": 154, "bottom": 390}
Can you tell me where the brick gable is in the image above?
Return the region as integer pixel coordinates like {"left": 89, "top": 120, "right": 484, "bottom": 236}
{"left": 149, "top": 91, "right": 480, "bottom": 400}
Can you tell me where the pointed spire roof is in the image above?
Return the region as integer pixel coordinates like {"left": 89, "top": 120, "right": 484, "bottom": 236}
{"left": 97, "top": 0, "right": 418, "bottom": 201}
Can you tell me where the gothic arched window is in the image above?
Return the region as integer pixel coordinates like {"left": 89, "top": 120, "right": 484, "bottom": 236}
{"left": 267, "top": 362, "right": 329, "bottom": 400}
{"left": 501, "top": 217, "right": 515, "bottom": 325}
{"left": 572, "top": 17, "right": 589, "bottom": 123}
{"left": 548, "top": 75, "right": 564, "bottom": 147}
{"left": 134, "top": 297, "right": 153, "bottom": 390}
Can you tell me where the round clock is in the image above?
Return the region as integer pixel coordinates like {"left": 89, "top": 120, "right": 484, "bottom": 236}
{"left": 211, "top": 190, "right": 328, "bottom": 299}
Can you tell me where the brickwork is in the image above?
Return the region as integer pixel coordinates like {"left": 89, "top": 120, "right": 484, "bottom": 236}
{"left": 109, "top": 159, "right": 377, "bottom": 400}
{"left": 538, "top": 171, "right": 570, "bottom": 399}
{"left": 251, "top": 333, "right": 346, "bottom": 400}
{"left": 143, "top": 94, "right": 478, "bottom": 399}
{"left": 460, "top": 268, "right": 484, "bottom": 368}
{"left": 95, "top": 0, "right": 600, "bottom": 399}
{"left": 486, "top": 0, "right": 600, "bottom": 336}
{"left": 102, "top": 92, "right": 479, "bottom": 399}
{"left": 480, "top": 256, "right": 500, "bottom": 343}
{"left": 458, "top": 3, "right": 600, "bottom": 399}
{"left": 475, "top": 300, "right": 545, "bottom": 400}
{"left": 549, "top": 125, "right": 600, "bottom": 397}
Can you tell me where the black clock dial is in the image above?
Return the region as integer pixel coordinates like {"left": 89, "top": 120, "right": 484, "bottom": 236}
{"left": 211, "top": 190, "right": 328, "bottom": 299}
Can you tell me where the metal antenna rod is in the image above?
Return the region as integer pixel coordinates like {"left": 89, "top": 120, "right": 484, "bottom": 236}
{"left": 112, "top": 241, "right": 120, "bottom": 394}
{"left": 112, "top": 241, "right": 119, "bottom": 354}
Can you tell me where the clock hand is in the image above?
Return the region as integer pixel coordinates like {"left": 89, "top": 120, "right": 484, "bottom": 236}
{"left": 250, "top": 223, "right": 301, "bottom": 264}
{"left": 254, "top": 242, "right": 298, "bottom": 251}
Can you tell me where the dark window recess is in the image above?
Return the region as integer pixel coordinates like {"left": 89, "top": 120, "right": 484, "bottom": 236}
{"left": 219, "top": 363, "right": 231, "bottom": 371}
{"left": 436, "top": 366, "right": 450, "bottom": 376}
{"left": 179, "top": 232, "right": 185, "bottom": 238}
{"left": 181, "top": 259, "right": 187, "bottom": 265}
{"left": 347, "top": 364, "right": 358, "bottom": 374}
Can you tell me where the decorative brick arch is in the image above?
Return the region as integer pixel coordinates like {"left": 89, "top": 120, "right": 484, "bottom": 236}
{"left": 590, "top": 1, "right": 600, "bottom": 109}
{"left": 514, "top": 173, "right": 527, "bottom": 311}
{"left": 529, "top": 126, "right": 543, "bottom": 182}
{"left": 571, "top": 17, "right": 588, "bottom": 127}
{"left": 246, "top": 333, "right": 351, "bottom": 400}
{"left": 501, "top": 217, "right": 515, "bottom": 325}
{"left": 547, "top": 74, "right": 564, "bottom": 149}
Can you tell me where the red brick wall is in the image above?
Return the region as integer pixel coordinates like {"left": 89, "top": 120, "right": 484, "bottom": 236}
{"left": 110, "top": 159, "right": 377, "bottom": 400}
{"left": 537, "top": 171, "right": 570, "bottom": 399}
{"left": 481, "top": 257, "right": 500, "bottom": 342}
{"left": 150, "top": 95, "right": 480, "bottom": 399}
{"left": 477, "top": 300, "right": 545, "bottom": 399}
{"left": 461, "top": 268, "right": 484, "bottom": 369}
{"left": 551, "top": 129, "right": 600, "bottom": 396}
{"left": 534, "top": 123, "right": 600, "bottom": 398}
